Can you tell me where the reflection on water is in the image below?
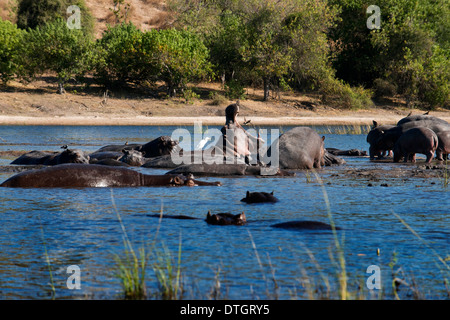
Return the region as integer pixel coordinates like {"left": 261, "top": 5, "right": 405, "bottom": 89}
{"left": 0, "top": 125, "right": 448, "bottom": 300}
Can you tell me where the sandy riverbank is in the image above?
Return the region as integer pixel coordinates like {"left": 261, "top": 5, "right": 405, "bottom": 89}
{"left": 1, "top": 81, "right": 449, "bottom": 126}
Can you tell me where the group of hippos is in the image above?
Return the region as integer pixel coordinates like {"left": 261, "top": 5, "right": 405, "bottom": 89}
{"left": 1, "top": 103, "right": 448, "bottom": 227}
{"left": 366, "top": 113, "right": 449, "bottom": 163}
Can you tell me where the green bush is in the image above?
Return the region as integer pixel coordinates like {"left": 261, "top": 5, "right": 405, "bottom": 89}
{"left": 224, "top": 79, "right": 246, "bottom": 100}
{"left": 373, "top": 78, "right": 397, "bottom": 97}
{"left": 95, "top": 22, "right": 151, "bottom": 87}
{"left": 142, "top": 28, "right": 213, "bottom": 97}
{"left": 0, "top": 18, "right": 24, "bottom": 84}
{"left": 20, "top": 18, "right": 95, "bottom": 93}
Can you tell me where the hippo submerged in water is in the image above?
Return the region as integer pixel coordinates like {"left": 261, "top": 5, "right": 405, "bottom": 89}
{"left": 240, "top": 191, "right": 279, "bottom": 203}
{"left": 0, "top": 164, "right": 221, "bottom": 188}
{"left": 11, "top": 148, "right": 90, "bottom": 165}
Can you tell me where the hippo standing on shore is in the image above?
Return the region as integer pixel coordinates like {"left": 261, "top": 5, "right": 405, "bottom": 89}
{"left": 268, "top": 127, "right": 326, "bottom": 169}
{"left": 366, "top": 121, "right": 395, "bottom": 159}
{"left": 11, "top": 148, "right": 90, "bottom": 165}
{"left": 393, "top": 127, "right": 438, "bottom": 163}
{"left": 436, "top": 131, "right": 450, "bottom": 161}
{"left": 0, "top": 164, "right": 221, "bottom": 188}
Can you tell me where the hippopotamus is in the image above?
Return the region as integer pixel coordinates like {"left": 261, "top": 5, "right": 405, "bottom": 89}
{"left": 118, "top": 149, "right": 146, "bottom": 166}
{"left": 166, "top": 163, "right": 294, "bottom": 177}
{"left": 205, "top": 211, "right": 247, "bottom": 226}
{"left": 397, "top": 114, "right": 449, "bottom": 126}
{"left": 271, "top": 221, "right": 341, "bottom": 230}
{"left": 373, "top": 118, "right": 450, "bottom": 159}
{"left": 436, "top": 131, "right": 450, "bottom": 161}
{"left": 366, "top": 121, "right": 395, "bottom": 159}
{"left": 393, "top": 127, "right": 438, "bottom": 163}
{"left": 240, "top": 191, "right": 278, "bottom": 203}
{"left": 267, "top": 127, "right": 326, "bottom": 169}
{"left": 93, "top": 136, "right": 179, "bottom": 158}
{"left": 326, "top": 148, "right": 367, "bottom": 157}
{"left": 138, "top": 136, "right": 179, "bottom": 158}
{"left": 11, "top": 148, "right": 90, "bottom": 165}
{"left": 89, "top": 151, "right": 123, "bottom": 162}
{"left": 0, "top": 164, "right": 221, "bottom": 188}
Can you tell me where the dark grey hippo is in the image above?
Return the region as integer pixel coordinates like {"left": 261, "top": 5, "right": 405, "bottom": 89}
{"left": 11, "top": 149, "right": 90, "bottom": 165}
{"left": 93, "top": 136, "right": 178, "bottom": 158}
{"left": 0, "top": 164, "right": 221, "bottom": 188}
{"left": 205, "top": 211, "right": 247, "bottom": 226}
{"left": 240, "top": 191, "right": 278, "bottom": 203}
{"left": 118, "top": 149, "right": 146, "bottom": 166}
{"left": 397, "top": 114, "right": 449, "bottom": 126}
{"left": 271, "top": 221, "right": 341, "bottom": 230}
{"left": 88, "top": 151, "right": 123, "bottom": 162}
{"left": 166, "top": 163, "right": 294, "bottom": 177}
{"left": 436, "top": 131, "right": 450, "bottom": 161}
{"left": 138, "top": 136, "right": 179, "bottom": 158}
{"left": 373, "top": 119, "right": 450, "bottom": 158}
{"left": 267, "top": 127, "right": 326, "bottom": 169}
{"left": 326, "top": 148, "right": 367, "bottom": 157}
{"left": 393, "top": 127, "right": 438, "bottom": 163}
{"left": 366, "top": 121, "right": 395, "bottom": 159}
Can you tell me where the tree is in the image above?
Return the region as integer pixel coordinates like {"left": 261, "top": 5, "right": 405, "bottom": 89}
{"left": 21, "top": 18, "right": 95, "bottom": 93}
{"left": 0, "top": 18, "right": 24, "bottom": 84}
{"left": 142, "top": 28, "right": 213, "bottom": 97}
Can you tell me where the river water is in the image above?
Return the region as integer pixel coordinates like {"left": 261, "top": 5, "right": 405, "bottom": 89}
{"left": 0, "top": 125, "right": 448, "bottom": 300}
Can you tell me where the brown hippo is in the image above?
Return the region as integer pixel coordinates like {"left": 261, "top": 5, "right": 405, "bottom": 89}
{"left": 0, "top": 164, "right": 221, "bottom": 188}
{"left": 205, "top": 211, "right": 247, "bottom": 226}
{"left": 271, "top": 221, "right": 341, "bottom": 230}
{"left": 268, "top": 127, "right": 325, "bottom": 169}
{"left": 11, "top": 148, "right": 90, "bottom": 165}
{"left": 393, "top": 127, "right": 438, "bottom": 163}
{"left": 240, "top": 191, "right": 278, "bottom": 203}
{"left": 436, "top": 131, "right": 450, "bottom": 161}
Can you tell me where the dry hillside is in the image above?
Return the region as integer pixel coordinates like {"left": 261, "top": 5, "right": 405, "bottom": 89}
{"left": 0, "top": 0, "right": 171, "bottom": 37}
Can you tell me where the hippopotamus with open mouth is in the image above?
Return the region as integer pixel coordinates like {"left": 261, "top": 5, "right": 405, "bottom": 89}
{"left": 0, "top": 164, "right": 221, "bottom": 188}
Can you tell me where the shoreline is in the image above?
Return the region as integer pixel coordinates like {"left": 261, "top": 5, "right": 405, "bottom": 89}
{"left": 2, "top": 114, "right": 450, "bottom": 126}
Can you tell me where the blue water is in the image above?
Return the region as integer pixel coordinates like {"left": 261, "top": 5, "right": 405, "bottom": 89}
{"left": 0, "top": 125, "right": 448, "bottom": 300}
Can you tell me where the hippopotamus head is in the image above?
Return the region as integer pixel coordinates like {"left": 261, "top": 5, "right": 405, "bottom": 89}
{"left": 225, "top": 102, "right": 240, "bottom": 125}
{"left": 206, "top": 211, "right": 246, "bottom": 225}
{"left": 119, "top": 149, "right": 146, "bottom": 166}
{"left": 139, "top": 136, "right": 179, "bottom": 158}
{"left": 241, "top": 191, "right": 279, "bottom": 203}
{"left": 57, "top": 149, "right": 90, "bottom": 164}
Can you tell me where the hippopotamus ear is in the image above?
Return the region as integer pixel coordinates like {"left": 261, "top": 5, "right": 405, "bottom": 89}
{"left": 373, "top": 120, "right": 378, "bottom": 128}
{"left": 160, "top": 136, "right": 166, "bottom": 141}
{"left": 246, "top": 191, "right": 250, "bottom": 198}
{"left": 322, "top": 136, "right": 325, "bottom": 141}
{"left": 122, "top": 149, "right": 129, "bottom": 154}
{"left": 239, "top": 212, "right": 246, "bottom": 221}
{"left": 271, "top": 191, "right": 274, "bottom": 195}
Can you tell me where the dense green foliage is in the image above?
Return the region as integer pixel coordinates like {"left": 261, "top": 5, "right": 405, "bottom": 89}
{"left": 0, "top": 0, "right": 448, "bottom": 108}
{"left": 20, "top": 18, "right": 95, "bottom": 93}
{"left": 0, "top": 18, "right": 24, "bottom": 84}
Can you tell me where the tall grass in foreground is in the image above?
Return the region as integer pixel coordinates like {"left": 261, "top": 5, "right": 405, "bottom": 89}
{"left": 111, "top": 190, "right": 184, "bottom": 299}
{"left": 38, "top": 214, "right": 56, "bottom": 300}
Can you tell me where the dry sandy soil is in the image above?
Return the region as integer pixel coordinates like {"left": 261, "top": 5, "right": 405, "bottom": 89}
{"left": 1, "top": 79, "right": 449, "bottom": 126}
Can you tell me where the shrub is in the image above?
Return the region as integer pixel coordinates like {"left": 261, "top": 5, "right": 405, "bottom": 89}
{"left": 224, "top": 79, "right": 246, "bottom": 100}
{"left": 142, "top": 28, "right": 213, "bottom": 97}
{"left": 0, "top": 18, "right": 24, "bottom": 84}
{"left": 20, "top": 18, "right": 95, "bottom": 93}
{"left": 373, "top": 78, "right": 397, "bottom": 97}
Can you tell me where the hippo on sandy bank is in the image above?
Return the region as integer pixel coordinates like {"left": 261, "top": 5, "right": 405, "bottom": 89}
{"left": 0, "top": 164, "right": 221, "bottom": 188}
